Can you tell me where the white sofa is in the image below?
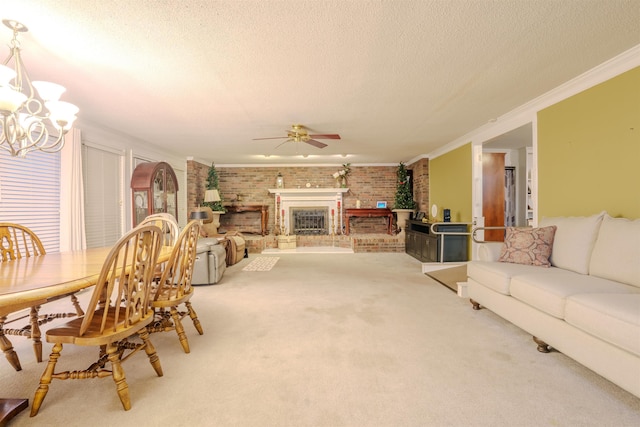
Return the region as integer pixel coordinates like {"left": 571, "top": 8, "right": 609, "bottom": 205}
{"left": 467, "top": 212, "right": 640, "bottom": 398}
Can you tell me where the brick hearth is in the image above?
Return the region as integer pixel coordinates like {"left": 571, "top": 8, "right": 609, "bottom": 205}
{"left": 242, "top": 234, "right": 405, "bottom": 254}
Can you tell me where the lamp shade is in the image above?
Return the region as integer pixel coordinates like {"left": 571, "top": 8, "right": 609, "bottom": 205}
{"left": 190, "top": 210, "right": 208, "bottom": 220}
{"left": 204, "top": 189, "right": 221, "bottom": 203}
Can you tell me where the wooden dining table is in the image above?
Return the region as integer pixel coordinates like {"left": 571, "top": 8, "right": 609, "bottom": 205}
{"left": 0, "top": 245, "right": 172, "bottom": 425}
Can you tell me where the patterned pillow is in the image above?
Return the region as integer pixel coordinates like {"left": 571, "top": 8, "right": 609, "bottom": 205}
{"left": 498, "top": 226, "right": 557, "bottom": 267}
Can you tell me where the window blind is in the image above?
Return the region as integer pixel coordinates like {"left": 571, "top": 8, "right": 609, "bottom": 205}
{"left": 82, "top": 144, "right": 124, "bottom": 248}
{"left": 0, "top": 150, "right": 61, "bottom": 253}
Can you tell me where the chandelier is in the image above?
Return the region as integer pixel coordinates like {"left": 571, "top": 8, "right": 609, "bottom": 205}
{"left": 0, "top": 19, "right": 78, "bottom": 158}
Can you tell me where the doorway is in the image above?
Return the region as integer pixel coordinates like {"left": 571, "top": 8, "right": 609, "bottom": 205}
{"left": 479, "top": 123, "right": 534, "bottom": 239}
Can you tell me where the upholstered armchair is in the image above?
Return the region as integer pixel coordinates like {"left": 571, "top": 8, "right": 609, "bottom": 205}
{"left": 196, "top": 206, "right": 222, "bottom": 238}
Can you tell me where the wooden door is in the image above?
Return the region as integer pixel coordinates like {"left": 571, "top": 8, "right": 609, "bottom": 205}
{"left": 483, "top": 153, "right": 505, "bottom": 241}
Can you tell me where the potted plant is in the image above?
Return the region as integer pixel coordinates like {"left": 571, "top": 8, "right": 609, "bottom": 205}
{"left": 203, "top": 163, "right": 226, "bottom": 233}
{"left": 392, "top": 162, "right": 416, "bottom": 236}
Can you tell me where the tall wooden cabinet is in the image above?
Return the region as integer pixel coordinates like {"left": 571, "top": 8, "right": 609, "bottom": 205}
{"left": 130, "top": 161, "right": 179, "bottom": 227}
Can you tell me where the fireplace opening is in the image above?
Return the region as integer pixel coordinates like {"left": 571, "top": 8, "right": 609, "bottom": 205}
{"left": 291, "top": 207, "right": 329, "bottom": 235}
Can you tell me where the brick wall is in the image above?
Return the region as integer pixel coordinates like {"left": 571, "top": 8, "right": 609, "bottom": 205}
{"left": 186, "top": 160, "right": 429, "bottom": 235}
{"left": 410, "top": 158, "right": 430, "bottom": 215}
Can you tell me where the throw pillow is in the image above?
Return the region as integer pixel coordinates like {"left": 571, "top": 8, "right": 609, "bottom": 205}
{"left": 498, "top": 226, "right": 557, "bottom": 267}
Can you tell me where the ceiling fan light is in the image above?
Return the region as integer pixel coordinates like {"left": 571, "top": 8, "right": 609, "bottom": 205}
{"left": 33, "top": 81, "right": 66, "bottom": 102}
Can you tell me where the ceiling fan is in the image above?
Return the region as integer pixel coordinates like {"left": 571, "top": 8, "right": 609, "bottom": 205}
{"left": 253, "top": 124, "right": 341, "bottom": 149}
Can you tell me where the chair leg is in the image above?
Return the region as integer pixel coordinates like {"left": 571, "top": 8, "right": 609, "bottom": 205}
{"left": 70, "top": 294, "right": 85, "bottom": 316}
{"left": 107, "top": 342, "right": 131, "bottom": 411}
{"left": 170, "top": 307, "right": 190, "bottom": 353}
{"left": 139, "top": 328, "right": 163, "bottom": 377}
{"left": 30, "top": 342, "right": 63, "bottom": 416}
{"left": 30, "top": 306, "right": 43, "bottom": 363}
{"left": 185, "top": 301, "right": 204, "bottom": 335}
{"left": 0, "top": 316, "right": 21, "bottom": 371}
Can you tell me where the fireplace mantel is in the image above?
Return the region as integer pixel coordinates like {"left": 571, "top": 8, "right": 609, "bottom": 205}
{"left": 268, "top": 188, "right": 349, "bottom": 197}
{"left": 269, "top": 188, "right": 348, "bottom": 234}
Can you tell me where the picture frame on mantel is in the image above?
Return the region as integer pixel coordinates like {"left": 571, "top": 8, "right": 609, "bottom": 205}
{"left": 414, "top": 212, "right": 425, "bottom": 221}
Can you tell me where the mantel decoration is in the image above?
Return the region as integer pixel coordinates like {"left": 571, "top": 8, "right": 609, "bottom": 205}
{"left": 0, "top": 20, "right": 79, "bottom": 158}
{"left": 392, "top": 162, "right": 416, "bottom": 237}
{"left": 332, "top": 163, "right": 351, "bottom": 188}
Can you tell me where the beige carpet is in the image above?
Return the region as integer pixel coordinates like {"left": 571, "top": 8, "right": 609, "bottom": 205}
{"left": 2, "top": 253, "right": 639, "bottom": 426}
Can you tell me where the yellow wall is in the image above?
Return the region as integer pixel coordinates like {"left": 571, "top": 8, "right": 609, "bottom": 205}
{"left": 537, "top": 66, "right": 640, "bottom": 218}
{"left": 429, "top": 143, "right": 473, "bottom": 222}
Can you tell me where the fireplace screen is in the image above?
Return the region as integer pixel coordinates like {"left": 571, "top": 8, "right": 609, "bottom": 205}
{"left": 291, "top": 208, "right": 329, "bottom": 235}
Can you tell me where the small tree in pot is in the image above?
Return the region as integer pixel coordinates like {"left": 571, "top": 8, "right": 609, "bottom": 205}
{"left": 203, "top": 163, "right": 226, "bottom": 213}
{"left": 393, "top": 162, "right": 416, "bottom": 236}
{"left": 393, "top": 162, "right": 416, "bottom": 210}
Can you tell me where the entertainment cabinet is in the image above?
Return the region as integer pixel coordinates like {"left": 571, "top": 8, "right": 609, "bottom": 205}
{"left": 405, "top": 220, "right": 467, "bottom": 262}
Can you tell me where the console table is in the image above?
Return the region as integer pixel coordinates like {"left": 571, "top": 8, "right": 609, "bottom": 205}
{"left": 224, "top": 205, "right": 269, "bottom": 235}
{"left": 345, "top": 208, "right": 393, "bottom": 235}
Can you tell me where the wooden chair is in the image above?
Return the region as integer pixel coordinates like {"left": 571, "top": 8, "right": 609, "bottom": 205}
{"left": 138, "top": 213, "right": 180, "bottom": 282}
{"left": 30, "top": 224, "right": 164, "bottom": 416}
{"left": 148, "top": 220, "right": 203, "bottom": 353}
{"left": 0, "top": 223, "right": 82, "bottom": 371}
{"left": 138, "top": 213, "right": 180, "bottom": 246}
{"left": 0, "top": 222, "right": 45, "bottom": 261}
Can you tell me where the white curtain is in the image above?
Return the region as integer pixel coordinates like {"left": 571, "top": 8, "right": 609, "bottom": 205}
{"left": 60, "top": 128, "right": 87, "bottom": 251}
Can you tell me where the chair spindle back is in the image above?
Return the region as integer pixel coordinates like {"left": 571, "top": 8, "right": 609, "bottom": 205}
{"left": 0, "top": 222, "right": 46, "bottom": 262}
{"left": 154, "top": 221, "right": 200, "bottom": 302}
{"left": 79, "top": 224, "right": 163, "bottom": 336}
{"left": 138, "top": 213, "right": 180, "bottom": 246}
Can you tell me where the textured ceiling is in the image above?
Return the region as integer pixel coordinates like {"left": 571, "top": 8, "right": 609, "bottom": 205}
{"left": 3, "top": 0, "right": 639, "bottom": 165}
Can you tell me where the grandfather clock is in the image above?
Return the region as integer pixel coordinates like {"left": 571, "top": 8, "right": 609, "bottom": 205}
{"left": 130, "top": 161, "right": 179, "bottom": 227}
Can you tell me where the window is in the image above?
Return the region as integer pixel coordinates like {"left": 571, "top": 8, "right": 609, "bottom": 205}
{"left": 82, "top": 144, "right": 124, "bottom": 248}
{"left": 0, "top": 150, "right": 61, "bottom": 253}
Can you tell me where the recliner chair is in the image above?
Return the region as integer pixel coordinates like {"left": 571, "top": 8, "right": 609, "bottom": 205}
{"left": 192, "top": 237, "right": 226, "bottom": 285}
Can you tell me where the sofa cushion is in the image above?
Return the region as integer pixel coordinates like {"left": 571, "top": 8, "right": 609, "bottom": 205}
{"left": 510, "top": 272, "right": 639, "bottom": 319}
{"left": 539, "top": 211, "right": 605, "bottom": 274}
{"left": 498, "top": 226, "right": 556, "bottom": 267}
{"left": 589, "top": 215, "right": 640, "bottom": 288}
{"left": 565, "top": 293, "right": 640, "bottom": 357}
{"left": 467, "top": 261, "right": 561, "bottom": 295}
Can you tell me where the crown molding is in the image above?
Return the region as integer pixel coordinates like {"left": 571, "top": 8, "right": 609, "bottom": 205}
{"left": 427, "top": 44, "right": 640, "bottom": 160}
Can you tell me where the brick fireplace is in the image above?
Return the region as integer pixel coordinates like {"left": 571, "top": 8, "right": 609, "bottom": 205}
{"left": 269, "top": 188, "right": 348, "bottom": 235}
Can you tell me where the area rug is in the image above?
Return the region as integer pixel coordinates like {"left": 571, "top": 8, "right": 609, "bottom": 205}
{"left": 242, "top": 256, "right": 280, "bottom": 271}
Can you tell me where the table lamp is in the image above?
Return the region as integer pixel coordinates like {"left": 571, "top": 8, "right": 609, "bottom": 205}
{"left": 204, "top": 189, "right": 221, "bottom": 204}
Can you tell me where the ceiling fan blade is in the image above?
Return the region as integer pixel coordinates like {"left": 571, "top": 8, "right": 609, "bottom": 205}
{"left": 308, "top": 134, "right": 341, "bottom": 139}
{"left": 305, "top": 139, "right": 328, "bottom": 149}
{"left": 253, "top": 136, "right": 288, "bottom": 140}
